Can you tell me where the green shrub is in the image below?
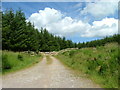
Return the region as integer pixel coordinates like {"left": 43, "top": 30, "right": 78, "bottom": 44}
{"left": 18, "top": 54, "right": 23, "bottom": 61}
{"left": 98, "top": 54, "right": 102, "bottom": 58}
{"left": 36, "top": 50, "right": 39, "bottom": 54}
{"left": 28, "top": 50, "right": 31, "bottom": 54}
{"left": 69, "top": 50, "right": 76, "bottom": 57}
{"left": 2, "top": 54, "right": 12, "bottom": 69}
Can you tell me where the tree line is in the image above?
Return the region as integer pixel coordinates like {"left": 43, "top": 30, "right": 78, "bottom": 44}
{"left": 2, "top": 9, "right": 77, "bottom": 52}
{"left": 2, "top": 9, "right": 119, "bottom": 52}
{"left": 78, "top": 34, "right": 119, "bottom": 49}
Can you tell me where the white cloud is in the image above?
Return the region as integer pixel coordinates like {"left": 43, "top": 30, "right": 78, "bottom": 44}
{"left": 81, "top": 0, "right": 118, "bottom": 19}
{"left": 28, "top": 8, "right": 118, "bottom": 38}
{"left": 82, "top": 18, "right": 118, "bottom": 37}
{"left": 28, "top": 8, "right": 89, "bottom": 37}
{"left": 45, "top": 17, "right": 91, "bottom": 36}
{"left": 28, "top": 8, "right": 63, "bottom": 29}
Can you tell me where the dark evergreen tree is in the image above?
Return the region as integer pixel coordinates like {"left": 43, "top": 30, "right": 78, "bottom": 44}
{"left": 2, "top": 9, "right": 119, "bottom": 52}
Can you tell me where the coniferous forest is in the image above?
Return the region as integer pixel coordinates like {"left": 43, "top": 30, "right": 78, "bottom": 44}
{"left": 2, "top": 9, "right": 120, "bottom": 52}
{"left": 2, "top": 9, "right": 77, "bottom": 52}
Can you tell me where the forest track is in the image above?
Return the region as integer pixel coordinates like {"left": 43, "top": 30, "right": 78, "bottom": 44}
{"left": 2, "top": 54, "right": 100, "bottom": 88}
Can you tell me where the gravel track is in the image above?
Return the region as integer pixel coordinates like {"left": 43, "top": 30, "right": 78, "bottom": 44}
{"left": 2, "top": 54, "right": 100, "bottom": 88}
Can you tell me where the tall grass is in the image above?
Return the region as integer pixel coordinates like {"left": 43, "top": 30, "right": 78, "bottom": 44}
{"left": 2, "top": 51, "right": 42, "bottom": 74}
{"left": 56, "top": 43, "right": 118, "bottom": 88}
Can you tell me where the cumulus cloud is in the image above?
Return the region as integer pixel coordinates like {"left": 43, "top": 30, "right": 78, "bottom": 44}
{"left": 28, "top": 8, "right": 89, "bottom": 37}
{"left": 82, "top": 18, "right": 118, "bottom": 37}
{"left": 28, "top": 8, "right": 63, "bottom": 29}
{"left": 28, "top": 8, "right": 118, "bottom": 38}
{"left": 80, "top": 0, "right": 118, "bottom": 19}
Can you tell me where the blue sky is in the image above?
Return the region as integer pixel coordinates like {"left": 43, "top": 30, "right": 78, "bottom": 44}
{"left": 2, "top": 1, "right": 118, "bottom": 43}
{"left": 2, "top": 2, "right": 86, "bottom": 19}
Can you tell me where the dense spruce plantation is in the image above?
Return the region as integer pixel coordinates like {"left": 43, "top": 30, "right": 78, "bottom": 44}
{"left": 2, "top": 9, "right": 77, "bottom": 52}
{"left": 2, "top": 9, "right": 120, "bottom": 52}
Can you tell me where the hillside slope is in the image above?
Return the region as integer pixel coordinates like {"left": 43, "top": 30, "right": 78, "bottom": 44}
{"left": 56, "top": 43, "right": 119, "bottom": 88}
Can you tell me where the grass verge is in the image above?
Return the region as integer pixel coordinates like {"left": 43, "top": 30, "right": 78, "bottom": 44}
{"left": 56, "top": 43, "right": 119, "bottom": 88}
{"left": 1, "top": 50, "right": 42, "bottom": 75}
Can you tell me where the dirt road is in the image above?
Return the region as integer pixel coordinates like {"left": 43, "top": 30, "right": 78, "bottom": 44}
{"left": 3, "top": 54, "right": 100, "bottom": 88}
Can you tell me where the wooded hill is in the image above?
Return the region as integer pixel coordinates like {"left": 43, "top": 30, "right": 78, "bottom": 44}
{"left": 2, "top": 9, "right": 77, "bottom": 52}
{"left": 78, "top": 34, "right": 119, "bottom": 49}
{"left": 2, "top": 9, "right": 119, "bottom": 52}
